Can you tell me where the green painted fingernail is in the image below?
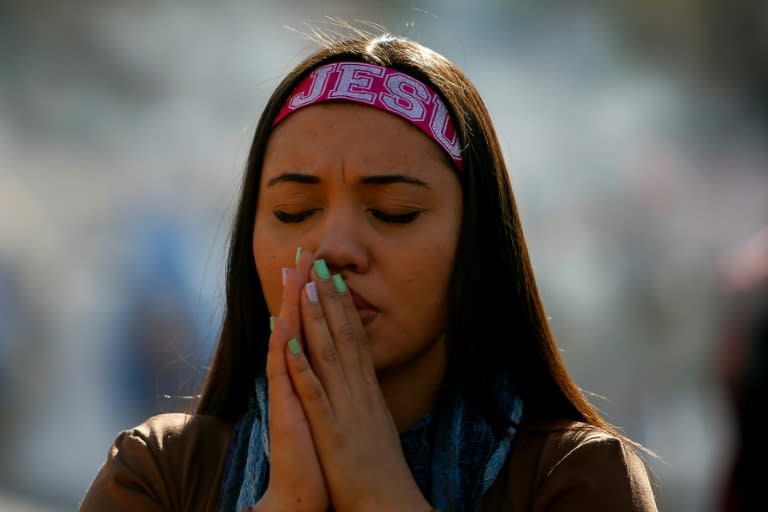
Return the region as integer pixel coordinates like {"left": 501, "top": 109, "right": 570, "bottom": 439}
{"left": 288, "top": 338, "right": 300, "bottom": 355}
{"left": 332, "top": 274, "right": 347, "bottom": 293}
{"left": 269, "top": 316, "right": 275, "bottom": 332}
{"left": 313, "top": 259, "right": 330, "bottom": 280}
{"left": 294, "top": 247, "right": 302, "bottom": 266}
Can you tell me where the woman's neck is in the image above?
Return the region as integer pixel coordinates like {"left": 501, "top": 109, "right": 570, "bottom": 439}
{"left": 377, "top": 336, "right": 447, "bottom": 433}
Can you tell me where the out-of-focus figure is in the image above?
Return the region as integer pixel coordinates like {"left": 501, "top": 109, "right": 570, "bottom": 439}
{"left": 716, "top": 227, "right": 768, "bottom": 511}
{"left": 105, "top": 212, "right": 211, "bottom": 425}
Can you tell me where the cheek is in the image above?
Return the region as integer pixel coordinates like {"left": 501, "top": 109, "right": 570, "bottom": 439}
{"left": 252, "top": 228, "right": 283, "bottom": 315}
{"left": 396, "top": 229, "right": 458, "bottom": 321}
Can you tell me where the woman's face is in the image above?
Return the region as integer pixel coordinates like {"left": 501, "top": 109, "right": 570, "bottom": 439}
{"left": 253, "top": 102, "right": 462, "bottom": 378}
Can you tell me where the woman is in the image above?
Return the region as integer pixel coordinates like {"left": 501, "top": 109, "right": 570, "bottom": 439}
{"left": 80, "top": 32, "right": 659, "bottom": 512}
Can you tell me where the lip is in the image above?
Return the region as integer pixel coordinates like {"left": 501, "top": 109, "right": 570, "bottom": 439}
{"left": 348, "top": 286, "right": 379, "bottom": 325}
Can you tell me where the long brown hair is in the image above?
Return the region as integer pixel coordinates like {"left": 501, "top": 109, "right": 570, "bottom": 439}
{"left": 196, "top": 30, "right": 615, "bottom": 437}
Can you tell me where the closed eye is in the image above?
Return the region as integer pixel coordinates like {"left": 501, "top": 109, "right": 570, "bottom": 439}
{"left": 273, "top": 209, "right": 319, "bottom": 223}
{"left": 370, "top": 210, "right": 422, "bottom": 224}
{"left": 274, "top": 209, "right": 422, "bottom": 224}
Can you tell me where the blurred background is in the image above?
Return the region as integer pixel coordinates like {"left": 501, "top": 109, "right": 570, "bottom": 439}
{"left": 1, "top": 0, "right": 767, "bottom": 510}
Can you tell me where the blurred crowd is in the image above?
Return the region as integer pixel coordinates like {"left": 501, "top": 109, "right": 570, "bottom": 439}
{"left": 1, "top": 1, "right": 766, "bottom": 510}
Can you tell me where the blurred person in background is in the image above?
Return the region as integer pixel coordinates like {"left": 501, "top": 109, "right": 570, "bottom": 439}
{"left": 0, "top": 257, "right": 24, "bottom": 484}
{"left": 79, "top": 28, "right": 658, "bottom": 512}
{"left": 0, "top": 252, "right": 47, "bottom": 489}
{"left": 106, "top": 214, "right": 210, "bottom": 424}
{"left": 716, "top": 227, "right": 768, "bottom": 511}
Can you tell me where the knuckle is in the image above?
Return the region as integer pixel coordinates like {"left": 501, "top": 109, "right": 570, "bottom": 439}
{"left": 336, "top": 321, "right": 356, "bottom": 342}
{"left": 304, "top": 380, "right": 325, "bottom": 402}
{"left": 318, "top": 344, "right": 339, "bottom": 364}
{"left": 292, "top": 352, "right": 311, "bottom": 373}
{"left": 309, "top": 304, "right": 325, "bottom": 320}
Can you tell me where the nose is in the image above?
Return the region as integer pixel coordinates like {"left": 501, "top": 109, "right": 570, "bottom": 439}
{"left": 312, "top": 208, "right": 370, "bottom": 274}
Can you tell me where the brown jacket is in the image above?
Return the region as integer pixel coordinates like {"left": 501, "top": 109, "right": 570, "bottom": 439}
{"left": 79, "top": 413, "right": 658, "bottom": 511}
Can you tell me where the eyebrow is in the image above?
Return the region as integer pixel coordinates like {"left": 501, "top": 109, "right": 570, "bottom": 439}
{"left": 266, "top": 172, "right": 431, "bottom": 189}
{"left": 266, "top": 173, "right": 320, "bottom": 186}
{"left": 360, "top": 174, "right": 430, "bottom": 188}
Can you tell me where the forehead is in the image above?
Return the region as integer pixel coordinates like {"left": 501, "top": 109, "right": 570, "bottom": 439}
{"left": 263, "top": 103, "right": 454, "bottom": 177}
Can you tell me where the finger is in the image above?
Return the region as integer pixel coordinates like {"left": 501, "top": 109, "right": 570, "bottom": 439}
{"left": 279, "top": 267, "right": 306, "bottom": 348}
{"left": 285, "top": 332, "right": 336, "bottom": 424}
{"left": 300, "top": 279, "right": 350, "bottom": 402}
{"left": 328, "top": 272, "right": 377, "bottom": 381}
{"left": 294, "top": 246, "right": 315, "bottom": 283}
{"left": 265, "top": 317, "right": 304, "bottom": 425}
{"left": 311, "top": 260, "right": 369, "bottom": 383}
{"left": 278, "top": 247, "right": 312, "bottom": 346}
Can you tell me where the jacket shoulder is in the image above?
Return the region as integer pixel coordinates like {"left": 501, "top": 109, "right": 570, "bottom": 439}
{"left": 79, "top": 413, "right": 234, "bottom": 512}
{"left": 131, "top": 412, "right": 234, "bottom": 454}
{"left": 484, "top": 420, "right": 658, "bottom": 512}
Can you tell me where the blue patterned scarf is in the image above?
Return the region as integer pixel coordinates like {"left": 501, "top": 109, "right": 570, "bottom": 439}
{"left": 219, "top": 378, "right": 523, "bottom": 512}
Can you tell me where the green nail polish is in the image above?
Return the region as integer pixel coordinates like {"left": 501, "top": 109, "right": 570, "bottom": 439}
{"left": 313, "top": 259, "right": 330, "bottom": 280}
{"left": 332, "top": 274, "right": 347, "bottom": 293}
{"left": 269, "top": 316, "right": 275, "bottom": 332}
{"left": 294, "top": 247, "right": 302, "bottom": 266}
{"left": 288, "top": 338, "right": 301, "bottom": 355}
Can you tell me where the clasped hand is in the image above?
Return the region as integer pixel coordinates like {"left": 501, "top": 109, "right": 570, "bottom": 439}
{"left": 252, "top": 248, "right": 431, "bottom": 512}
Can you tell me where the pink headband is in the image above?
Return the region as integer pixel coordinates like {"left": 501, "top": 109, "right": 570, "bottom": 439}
{"left": 272, "top": 61, "right": 464, "bottom": 171}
